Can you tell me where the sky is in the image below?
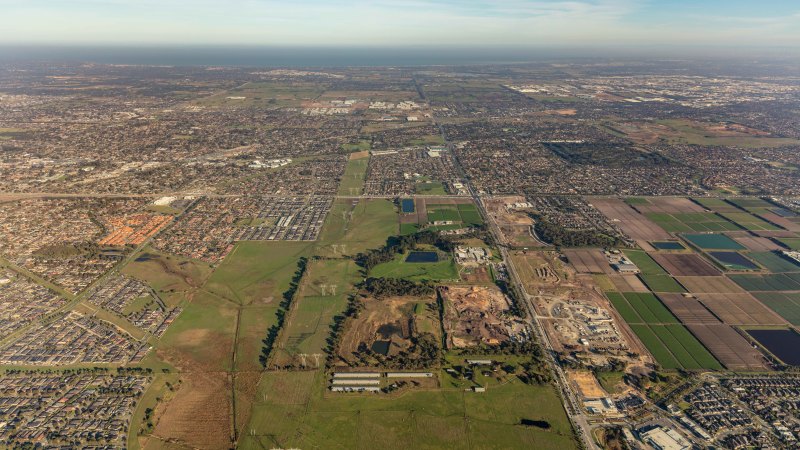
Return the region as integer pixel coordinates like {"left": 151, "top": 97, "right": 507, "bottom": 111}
{"left": 0, "top": 0, "right": 798, "bottom": 49}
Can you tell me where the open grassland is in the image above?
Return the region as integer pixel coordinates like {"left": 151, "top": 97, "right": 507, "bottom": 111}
{"left": 239, "top": 370, "right": 577, "bottom": 450}
{"left": 655, "top": 119, "right": 800, "bottom": 148}
{"left": 370, "top": 252, "right": 460, "bottom": 282}
{"left": 338, "top": 156, "right": 369, "bottom": 196}
{"left": 318, "top": 199, "right": 398, "bottom": 257}
{"left": 274, "top": 258, "right": 359, "bottom": 364}
{"left": 204, "top": 241, "right": 314, "bottom": 305}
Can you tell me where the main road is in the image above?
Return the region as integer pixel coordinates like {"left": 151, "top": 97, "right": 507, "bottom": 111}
{"left": 418, "top": 79, "right": 600, "bottom": 449}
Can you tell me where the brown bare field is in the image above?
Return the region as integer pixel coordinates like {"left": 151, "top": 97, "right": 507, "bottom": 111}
{"left": 591, "top": 198, "right": 671, "bottom": 242}
{"left": 651, "top": 253, "right": 721, "bottom": 277}
{"left": 440, "top": 285, "right": 521, "bottom": 348}
{"left": 149, "top": 371, "right": 233, "bottom": 450}
{"left": 733, "top": 236, "right": 783, "bottom": 252}
{"left": 684, "top": 324, "right": 767, "bottom": 370}
{"left": 483, "top": 196, "right": 541, "bottom": 247}
{"left": 696, "top": 293, "right": 787, "bottom": 325}
{"left": 564, "top": 249, "right": 613, "bottom": 274}
{"left": 675, "top": 276, "right": 745, "bottom": 294}
{"left": 759, "top": 212, "right": 800, "bottom": 232}
{"left": 510, "top": 251, "right": 560, "bottom": 294}
{"left": 460, "top": 265, "right": 492, "bottom": 284}
{"left": 608, "top": 274, "right": 650, "bottom": 292}
{"left": 632, "top": 197, "right": 705, "bottom": 214}
{"left": 349, "top": 150, "right": 370, "bottom": 160}
{"left": 567, "top": 371, "right": 606, "bottom": 399}
{"left": 658, "top": 294, "right": 719, "bottom": 324}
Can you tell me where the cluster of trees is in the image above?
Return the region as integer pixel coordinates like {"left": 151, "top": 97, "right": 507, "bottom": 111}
{"left": 353, "top": 332, "right": 441, "bottom": 370}
{"left": 532, "top": 214, "right": 623, "bottom": 248}
{"left": 363, "top": 277, "right": 434, "bottom": 299}
{"left": 260, "top": 257, "right": 308, "bottom": 368}
{"left": 355, "top": 230, "right": 456, "bottom": 273}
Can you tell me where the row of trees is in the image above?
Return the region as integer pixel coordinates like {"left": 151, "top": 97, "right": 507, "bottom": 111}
{"left": 260, "top": 257, "right": 308, "bottom": 368}
{"left": 362, "top": 277, "right": 434, "bottom": 299}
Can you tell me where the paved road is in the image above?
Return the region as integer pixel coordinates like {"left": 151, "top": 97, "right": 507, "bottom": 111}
{"left": 417, "top": 79, "right": 599, "bottom": 449}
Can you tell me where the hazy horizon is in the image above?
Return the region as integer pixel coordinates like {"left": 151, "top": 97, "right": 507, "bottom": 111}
{"left": 2, "top": 0, "right": 799, "bottom": 49}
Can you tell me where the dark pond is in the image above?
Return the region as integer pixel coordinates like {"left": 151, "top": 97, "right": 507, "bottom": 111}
{"left": 748, "top": 329, "right": 800, "bottom": 366}
{"left": 651, "top": 241, "right": 686, "bottom": 250}
{"left": 708, "top": 251, "right": 759, "bottom": 270}
{"left": 371, "top": 340, "right": 391, "bottom": 356}
{"left": 401, "top": 198, "right": 415, "bottom": 213}
{"left": 406, "top": 251, "right": 438, "bottom": 263}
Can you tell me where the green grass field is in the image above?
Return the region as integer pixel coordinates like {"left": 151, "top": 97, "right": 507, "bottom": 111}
{"left": 607, "top": 292, "right": 719, "bottom": 370}
{"left": 277, "top": 259, "right": 359, "bottom": 359}
{"left": 691, "top": 197, "right": 741, "bottom": 213}
{"left": 777, "top": 237, "right": 800, "bottom": 251}
{"left": 239, "top": 370, "right": 577, "bottom": 450}
{"left": 370, "top": 252, "right": 460, "bottom": 282}
{"left": 341, "top": 139, "right": 371, "bottom": 152}
{"left": 682, "top": 233, "right": 746, "bottom": 250}
{"left": 318, "top": 199, "right": 399, "bottom": 257}
{"left": 416, "top": 181, "right": 447, "bottom": 195}
{"left": 729, "top": 273, "right": 800, "bottom": 292}
{"left": 645, "top": 212, "right": 742, "bottom": 233}
{"left": 623, "top": 250, "right": 667, "bottom": 275}
{"left": 754, "top": 292, "right": 800, "bottom": 325}
{"left": 338, "top": 157, "right": 369, "bottom": 196}
{"left": 399, "top": 222, "right": 420, "bottom": 235}
{"left": 718, "top": 212, "right": 780, "bottom": 231}
{"left": 749, "top": 252, "right": 800, "bottom": 273}
{"left": 639, "top": 274, "right": 686, "bottom": 293}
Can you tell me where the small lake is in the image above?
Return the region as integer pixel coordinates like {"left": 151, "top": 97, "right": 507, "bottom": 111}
{"left": 371, "top": 340, "right": 391, "bottom": 356}
{"left": 651, "top": 241, "right": 685, "bottom": 250}
{"left": 406, "top": 251, "right": 438, "bottom": 263}
{"left": 709, "top": 251, "right": 759, "bottom": 270}
{"left": 748, "top": 329, "right": 800, "bottom": 366}
{"left": 401, "top": 199, "right": 415, "bottom": 213}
